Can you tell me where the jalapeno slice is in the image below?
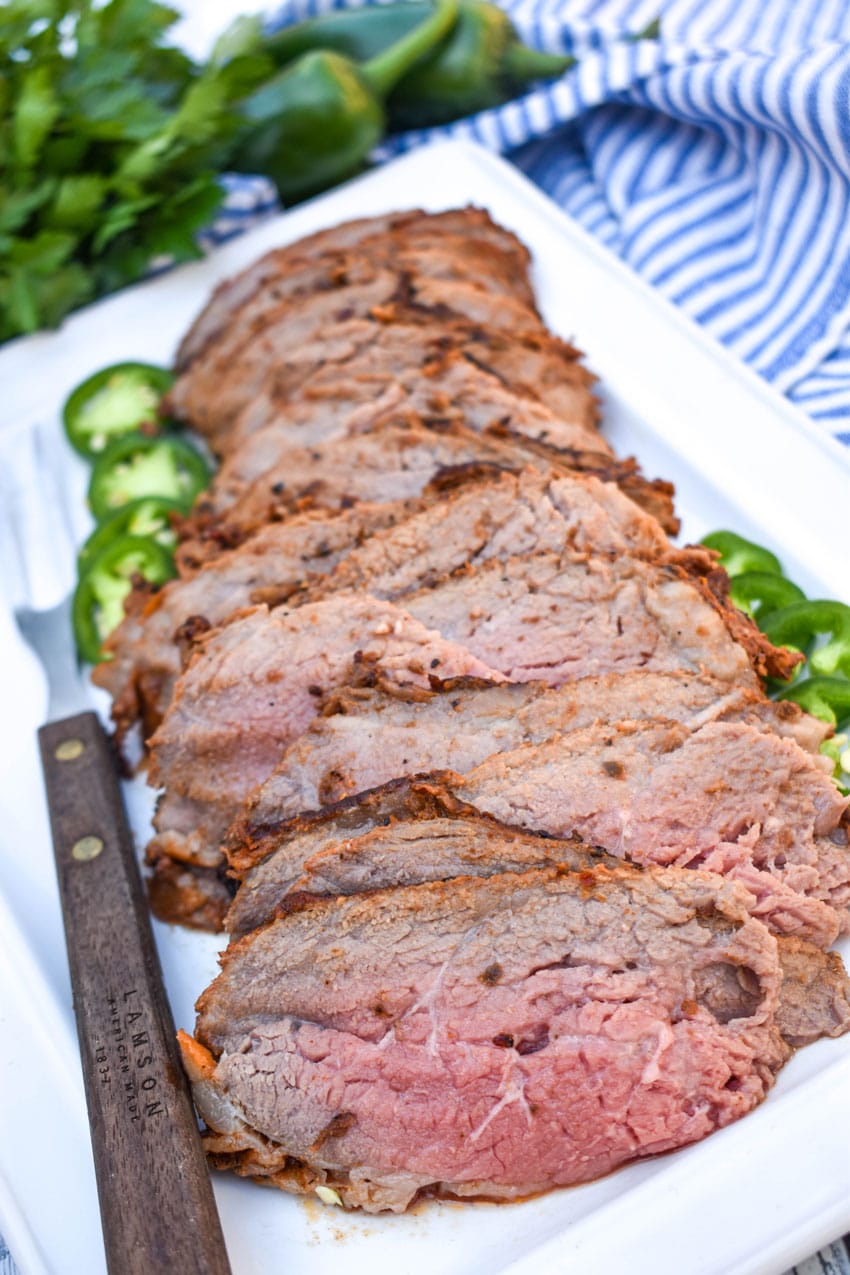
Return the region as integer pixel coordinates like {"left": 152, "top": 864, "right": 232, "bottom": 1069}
{"left": 63, "top": 362, "right": 175, "bottom": 458}
{"left": 78, "top": 496, "right": 185, "bottom": 574}
{"left": 701, "top": 530, "right": 783, "bottom": 578}
{"left": 73, "top": 534, "right": 177, "bottom": 663}
{"left": 88, "top": 433, "right": 211, "bottom": 521}
{"left": 777, "top": 676, "right": 850, "bottom": 729}
{"left": 727, "top": 571, "right": 806, "bottom": 622}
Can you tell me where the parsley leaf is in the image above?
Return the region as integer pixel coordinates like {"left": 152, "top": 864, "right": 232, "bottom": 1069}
{"left": 0, "top": 1, "right": 271, "bottom": 341}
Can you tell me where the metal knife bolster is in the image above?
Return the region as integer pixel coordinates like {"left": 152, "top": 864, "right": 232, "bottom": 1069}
{"left": 38, "top": 712, "right": 232, "bottom": 1275}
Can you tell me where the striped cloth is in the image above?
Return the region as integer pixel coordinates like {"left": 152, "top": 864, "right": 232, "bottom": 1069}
{"left": 255, "top": 0, "right": 850, "bottom": 449}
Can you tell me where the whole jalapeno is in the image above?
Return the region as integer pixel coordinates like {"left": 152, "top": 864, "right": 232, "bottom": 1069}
{"left": 62, "top": 362, "right": 174, "bottom": 458}
{"left": 387, "top": 0, "right": 575, "bottom": 129}
{"left": 234, "top": 0, "right": 458, "bottom": 203}
{"left": 88, "top": 433, "right": 211, "bottom": 521}
{"left": 262, "top": 0, "right": 575, "bottom": 131}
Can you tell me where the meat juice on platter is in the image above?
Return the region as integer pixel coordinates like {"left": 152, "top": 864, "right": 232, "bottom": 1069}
{"left": 91, "top": 208, "right": 850, "bottom": 1210}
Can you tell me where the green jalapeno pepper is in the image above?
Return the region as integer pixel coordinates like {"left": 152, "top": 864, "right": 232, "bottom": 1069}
{"left": 62, "top": 362, "right": 174, "bottom": 458}
{"left": 727, "top": 571, "right": 806, "bottom": 622}
{"left": 72, "top": 534, "right": 176, "bottom": 664}
{"left": 78, "top": 496, "right": 185, "bottom": 574}
{"left": 88, "top": 433, "right": 211, "bottom": 521}
{"left": 701, "top": 530, "right": 783, "bottom": 578}
{"left": 234, "top": 0, "right": 459, "bottom": 203}
{"left": 264, "top": 0, "right": 574, "bottom": 131}
{"left": 256, "top": 2, "right": 665, "bottom": 134}
{"left": 626, "top": 17, "right": 662, "bottom": 41}
{"left": 762, "top": 600, "right": 850, "bottom": 680}
{"left": 776, "top": 676, "right": 850, "bottom": 729}
{"left": 818, "top": 731, "right": 850, "bottom": 795}
{"left": 263, "top": 2, "right": 444, "bottom": 66}
{"left": 388, "top": 0, "right": 574, "bottom": 129}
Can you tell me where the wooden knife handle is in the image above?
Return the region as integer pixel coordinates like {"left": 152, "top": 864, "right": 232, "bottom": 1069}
{"left": 38, "top": 711, "right": 232, "bottom": 1275}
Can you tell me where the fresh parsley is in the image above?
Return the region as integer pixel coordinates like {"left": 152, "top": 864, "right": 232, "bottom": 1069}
{"left": 0, "top": 1, "right": 270, "bottom": 342}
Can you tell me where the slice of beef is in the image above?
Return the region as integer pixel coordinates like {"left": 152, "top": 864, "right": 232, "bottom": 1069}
{"left": 145, "top": 597, "right": 504, "bottom": 872}
{"left": 147, "top": 545, "right": 793, "bottom": 883}
{"left": 98, "top": 466, "right": 667, "bottom": 744}
{"left": 155, "top": 770, "right": 607, "bottom": 934}
{"left": 444, "top": 720, "right": 850, "bottom": 946}
{"left": 93, "top": 500, "right": 424, "bottom": 744}
{"left": 458, "top": 327, "right": 597, "bottom": 428}
{"left": 177, "top": 420, "right": 515, "bottom": 557}
{"left": 175, "top": 210, "right": 408, "bottom": 369}
{"left": 168, "top": 268, "right": 551, "bottom": 452}
{"left": 227, "top": 777, "right": 613, "bottom": 937}
{"left": 183, "top": 419, "right": 673, "bottom": 562}
{"left": 774, "top": 939, "right": 850, "bottom": 1045}
{"left": 399, "top": 549, "right": 796, "bottom": 684}
{"left": 147, "top": 855, "right": 234, "bottom": 933}
{"left": 182, "top": 863, "right": 793, "bottom": 1212}
{"left": 232, "top": 671, "right": 829, "bottom": 850}
{"left": 487, "top": 424, "right": 678, "bottom": 535}
{"left": 213, "top": 317, "right": 599, "bottom": 456}
{"left": 297, "top": 467, "right": 669, "bottom": 603}
{"left": 173, "top": 316, "right": 603, "bottom": 471}
{"left": 175, "top": 207, "right": 537, "bottom": 372}
{"left": 153, "top": 771, "right": 508, "bottom": 933}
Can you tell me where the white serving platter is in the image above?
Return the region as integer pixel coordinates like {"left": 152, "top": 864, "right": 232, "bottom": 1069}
{"left": 0, "top": 139, "right": 848, "bottom": 1275}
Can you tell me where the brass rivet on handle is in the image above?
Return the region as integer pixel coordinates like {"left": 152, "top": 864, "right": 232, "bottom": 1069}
{"left": 55, "top": 738, "right": 84, "bottom": 762}
{"left": 72, "top": 836, "right": 103, "bottom": 862}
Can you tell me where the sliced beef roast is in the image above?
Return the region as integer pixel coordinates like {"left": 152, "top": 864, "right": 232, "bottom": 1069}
{"left": 102, "top": 467, "right": 669, "bottom": 744}
{"left": 92, "top": 207, "right": 850, "bottom": 1218}
{"left": 182, "top": 418, "right": 675, "bottom": 559}
{"left": 444, "top": 722, "right": 850, "bottom": 946}
{"left": 232, "top": 671, "right": 830, "bottom": 848}
{"left": 174, "top": 207, "right": 538, "bottom": 374}
{"left": 145, "top": 597, "right": 505, "bottom": 871}
{"left": 94, "top": 499, "right": 424, "bottom": 743}
{"left": 181, "top": 862, "right": 804, "bottom": 1212}
{"left": 146, "top": 540, "right": 795, "bottom": 885}
{"left": 215, "top": 318, "right": 598, "bottom": 456}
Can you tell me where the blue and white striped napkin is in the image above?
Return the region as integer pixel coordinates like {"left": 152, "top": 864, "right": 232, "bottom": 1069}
{"left": 255, "top": 0, "right": 850, "bottom": 449}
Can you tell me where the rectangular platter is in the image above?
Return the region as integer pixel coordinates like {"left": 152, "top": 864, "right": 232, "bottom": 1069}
{"left": 0, "top": 139, "right": 848, "bottom": 1275}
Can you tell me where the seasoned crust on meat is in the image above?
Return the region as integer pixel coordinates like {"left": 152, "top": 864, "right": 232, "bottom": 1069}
{"left": 174, "top": 207, "right": 538, "bottom": 372}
